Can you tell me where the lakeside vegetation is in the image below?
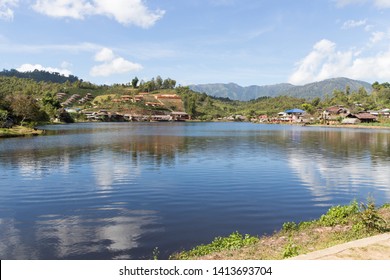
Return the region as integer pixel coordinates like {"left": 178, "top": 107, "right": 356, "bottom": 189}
{"left": 1, "top": 69, "right": 390, "bottom": 136}
{"left": 0, "top": 125, "right": 44, "bottom": 138}
{"left": 170, "top": 199, "right": 390, "bottom": 260}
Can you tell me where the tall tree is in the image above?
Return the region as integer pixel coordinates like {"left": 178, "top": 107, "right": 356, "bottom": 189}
{"left": 155, "top": 75, "right": 163, "bottom": 89}
{"left": 131, "top": 76, "right": 139, "bottom": 88}
{"left": 8, "top": 94, "right": 41, "bottom": 126}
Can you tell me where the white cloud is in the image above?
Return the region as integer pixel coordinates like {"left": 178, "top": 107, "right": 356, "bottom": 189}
{"left": 342, "top": 19, "right": 367, "bottom": 29}
{"left": 93, "top": 0, "right": 165, "bottom": 27}
{"left": 32, "top": 0, "right": 165, "bottom": 28}
{"left": 335, "top": 0, "right": 390, "bottom": 8}
{"left": 289, "top": 39, "right": 341, "bottom": 84}
{"left": 289, "top": 39, "right": 390, "bottom": 84}
{"left": 90, "top": 48, "right": 143, "bottom": 77}
{"left": 17, "top": 63, "right": 72, "bottom": 76}
{"left": 60, "top": 61, "right": 73, "bottom": 69}
{"left": 373, "top": 0, "right": 390, "bottom": 8}
{"left": 0, "top": 0, "right": 18, "bottom": 21}
{"left": 94, "top": 47, "right": 115, "bottom": 62}
{"left": 32, "top": 0, "right": 93, "bottom": 20}
{"left": 370, "top": 31, "right": 385, "bottom": 44}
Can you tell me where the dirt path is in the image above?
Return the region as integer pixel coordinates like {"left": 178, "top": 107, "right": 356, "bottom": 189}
{"left": 291, "top": 233, "right": 390, "bottom": 260}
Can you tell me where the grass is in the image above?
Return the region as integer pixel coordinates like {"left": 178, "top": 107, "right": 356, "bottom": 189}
{"left": 170, "top": 232, "right": 258, "bottom": 260}
{"left": 170, "top": 199, "right": 390, "bottom": 260}
{"left": 0, "top": 126, "right": 44, "bottom": 138}
{"left": 359, "top": 122, "right": 390, "bottom": 128}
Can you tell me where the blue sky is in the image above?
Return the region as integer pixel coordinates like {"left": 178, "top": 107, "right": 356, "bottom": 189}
{"left": 1, "top": 0, "right": 390, "bottom": 86}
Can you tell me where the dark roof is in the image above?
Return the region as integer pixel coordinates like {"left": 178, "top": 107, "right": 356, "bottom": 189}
{"left": 355, "top": 112, "right": 377, "bottom": 120}
{"left": 326, "top": 106, "right": 348, "bottom": 114}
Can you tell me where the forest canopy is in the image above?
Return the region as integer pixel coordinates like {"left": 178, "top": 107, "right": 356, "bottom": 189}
{"left": 0, "top": 69, "right": 80, "bottom": 84}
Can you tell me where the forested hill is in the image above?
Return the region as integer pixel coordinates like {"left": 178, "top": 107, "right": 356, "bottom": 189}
{"left": 0, "top": 69, "right": 80, "bottom": 84}
{"left": 189, "top": 77, "right": 373, "bottom": 101}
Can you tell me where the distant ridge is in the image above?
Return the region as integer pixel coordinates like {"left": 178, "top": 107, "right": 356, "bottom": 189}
{"left": 0, "top": 69, "right": 80, "bottom": 84}
{"left": 189, "top": 77, "right": 373, "bottom": 101}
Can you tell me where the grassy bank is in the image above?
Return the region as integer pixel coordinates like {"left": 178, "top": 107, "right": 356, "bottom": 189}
{"left": 0, "top": 126, "right": 44, "bottom": 138}
{"left": 170, "top": 200, "right": 390, "bottom": 260}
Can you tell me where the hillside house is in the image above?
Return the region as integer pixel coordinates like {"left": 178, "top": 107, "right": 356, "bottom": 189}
{"left": 279, "top": 109, "right": 306, "bottom": 123}
{"left": 132, "top": 95, "right": 144, "bottom": 103}
{"left": 354, "top": 112, "right": 377, "bottom": 123}
{"left": 258, "top": 115, "right": 268, "bottom": 123}
{"left": 121, "top": 95, "right": 132, "bottom": 102}
{"left": 322, "top": 105, "right": 350, "bottom": 124}
{"left": 156, "top": 94, "right": 181, "bottom": 99}
{"left": 370, "top": 109, "right": 390, "bottom": 118}
{"left": 171, "top": 112, "right": 189, "bottom": 121}
{"left": 145, "top": 102, "right": 162, "bottom": 107}
{"left": 343, "top": 112, "right": 377, "bottom": 123}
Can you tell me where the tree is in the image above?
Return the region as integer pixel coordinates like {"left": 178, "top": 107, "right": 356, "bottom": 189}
{"left": 331, "top": 89, "right": 348, "bottom": 106}
{"left": 302, "top": 103, "right": 315, "bottom": 115}
{"left": 8, "top": 94, "right": 41, "bottom": 126}
{"left": 184, "top": 95, "right": 197, "bottom": 117}
{"left": 163, "top": 78, "right": 176, "bottom": 89}
{"left": 131, "top": 76, "right": 139, "bottom": 88}
{"left": 144, "top": 80, "right": 156, "bottom": 92}
{"left": 345, "top": 85, "right": 350, "bottom": 96}
{"left": 42, "top": 92, "right": 61, "bottom": 109}
{"left": 57, "top": 108, "right": 74, "bottom": 123}
{"left": 311, "top": 97, "right": 321, "bottom": 107}
{"left": 0, "top": 109, "right": 13, "bottom": 128}
{"left": 372, "top": 83, "right": 390, "bottom": 107}
{"left": 155, "top": 75, "right": 163, "bottom": 89}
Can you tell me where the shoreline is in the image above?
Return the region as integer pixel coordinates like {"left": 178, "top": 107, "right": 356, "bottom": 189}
{"left": 2, "top": 121, "right": 389, "bottom": 139}
{"left": 0, "top": 126, "right": 45, "bottom": 138}
{"left": 306, "top": 123, "right": 390, "bottom": 130}
{"left": 171, "top": 202, "right": 390, "bottom": 260}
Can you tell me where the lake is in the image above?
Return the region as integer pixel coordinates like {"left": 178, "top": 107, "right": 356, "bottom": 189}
{"left": 0, "top": 122, "right": 389, "bottom": 259}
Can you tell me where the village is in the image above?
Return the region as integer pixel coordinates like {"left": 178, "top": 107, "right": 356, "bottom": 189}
{"left": 59, "top": 91, "right": 190, "bottom": 122}
{"left": 213, "top": 105, "right": 390, "bottom": 125}
{"left": 57, "top": 88, "right": 390, "bottom": 126}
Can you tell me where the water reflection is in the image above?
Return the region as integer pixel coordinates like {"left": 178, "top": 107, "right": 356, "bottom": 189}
{"left": 0, "top": 123, "right": 390, "bottom": 259}
{"left": 285, "top": 129, "right": 390, "bottom": 203}
{"left": 0, "top": 209, "right": 161, "bottom": 259}
{"left": 91, "top": 151, "right": 142, "bottom": 190}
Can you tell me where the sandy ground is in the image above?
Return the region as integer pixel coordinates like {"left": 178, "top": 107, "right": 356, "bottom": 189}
{"left": 290, "top": 233, "right": 390, "bottom": 260}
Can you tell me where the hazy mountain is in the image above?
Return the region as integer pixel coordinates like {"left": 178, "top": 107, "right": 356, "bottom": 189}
{"left": 189, "top": 77, "right": 373, "bottom": 101}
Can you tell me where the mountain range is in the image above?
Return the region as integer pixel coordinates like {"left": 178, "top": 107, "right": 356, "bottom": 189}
{"left": 189, "top": 77, "right": 373, "bottom": 101}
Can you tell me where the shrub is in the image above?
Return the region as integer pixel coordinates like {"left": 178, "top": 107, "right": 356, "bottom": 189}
{"left": 381, "top": 203, "right": 390, "bottom": 209}
{"left": 282, "top": 221, "right": 298, "bottom": 232}
{"left": 319, "top": 200, "right": 359, "bottom": 226}
{"left": 359, "top": 199, "right": 387, "bottom": 233}
{"left": 283, "top": 239, "right": 299, "bottom": 258}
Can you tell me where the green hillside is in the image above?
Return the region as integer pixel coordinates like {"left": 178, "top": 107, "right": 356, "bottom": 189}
{"left": 1, "top": 71, "right": 389, "bottom": 129}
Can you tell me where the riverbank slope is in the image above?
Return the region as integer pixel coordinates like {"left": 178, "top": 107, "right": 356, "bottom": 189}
{"left": 171, "top": 202, "right": 390, "bottom": 260}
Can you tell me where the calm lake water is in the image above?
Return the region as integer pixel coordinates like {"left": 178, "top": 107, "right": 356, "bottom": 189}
{"left": 1, "top": 122, "right": 389, "bottom": 259}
